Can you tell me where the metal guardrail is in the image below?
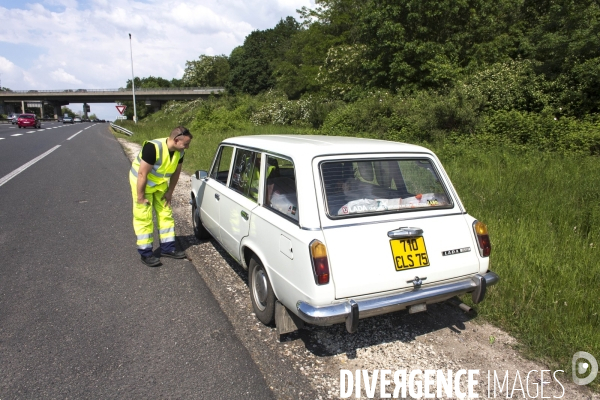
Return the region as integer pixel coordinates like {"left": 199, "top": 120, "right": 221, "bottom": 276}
{"left": 3, "top": 87, "right": 225, "bottom": 94}
{"left": 110, "top": 122, "right": 134, "bottom": 136}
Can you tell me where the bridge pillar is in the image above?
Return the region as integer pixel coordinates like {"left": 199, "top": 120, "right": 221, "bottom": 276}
{"left": 145, "top": 100, "right": 162, "bottom": 112}
{"left": 54, "top": 104, "right": 61, "bottom": 120}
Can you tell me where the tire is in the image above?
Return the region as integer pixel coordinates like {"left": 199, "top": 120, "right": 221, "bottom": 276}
{"left": 249, "top": 256, "right": 276, "bottom": 325}
{"left": 192, "top": 200, "right": 210, "bottom": 240}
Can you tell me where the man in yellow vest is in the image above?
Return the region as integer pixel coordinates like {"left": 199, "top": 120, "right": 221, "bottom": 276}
{"left": 130, "top": 126, "right": 193, "bottom": 267}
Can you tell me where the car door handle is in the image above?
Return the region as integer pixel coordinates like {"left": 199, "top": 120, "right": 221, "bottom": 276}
{"left": 387, "top": 227, "right": 423, "bottom": 238}
{"left": 241, "top": 211, "right": 249, "bottom": 220}
{"left": 214, "top": 193, "right": 220, "bottom": 200}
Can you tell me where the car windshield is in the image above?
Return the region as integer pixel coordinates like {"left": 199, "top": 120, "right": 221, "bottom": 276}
{"left": 321, "top": 158, "right": 453, "bottom": 217}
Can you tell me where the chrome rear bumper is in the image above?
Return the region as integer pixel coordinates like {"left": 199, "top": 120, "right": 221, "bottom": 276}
{"left": 296, "top": 271, "right": 499, "bottom": 333}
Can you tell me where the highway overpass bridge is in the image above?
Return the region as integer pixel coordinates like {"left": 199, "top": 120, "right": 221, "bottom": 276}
{"left": 0, "top": 87, "right": 225, "bottom": 118}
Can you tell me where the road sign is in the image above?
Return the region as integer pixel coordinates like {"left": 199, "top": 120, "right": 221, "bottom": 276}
{"left": 116, "top": 116, "right": 127, "bottom": 120}
{"left": 116, "top": 105, "right": 127, "bottom": 115}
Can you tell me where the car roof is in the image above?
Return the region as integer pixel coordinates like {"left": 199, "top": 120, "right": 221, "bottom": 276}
{"left": 221, "top": 135, "right": 432, "bottom": 158}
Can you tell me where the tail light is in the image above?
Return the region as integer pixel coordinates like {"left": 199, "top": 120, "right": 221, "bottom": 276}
{"left": 473, "top": 220, "right": 491, "bottom": 257}
{"left": 310, "top": 240, "right": 330, "bottom": 285}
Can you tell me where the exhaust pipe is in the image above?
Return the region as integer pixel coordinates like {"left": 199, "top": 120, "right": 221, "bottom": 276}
{"left": 448, "top": 296, "right": 472, "bottom": 313}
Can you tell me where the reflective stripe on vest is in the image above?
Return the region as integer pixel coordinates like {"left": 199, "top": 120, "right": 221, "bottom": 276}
{"left": 130, "top": 138, "right": 184, "bottom": 187}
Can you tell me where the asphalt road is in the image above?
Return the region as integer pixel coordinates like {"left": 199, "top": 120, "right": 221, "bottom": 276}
{"left": 0, "top": 123, "right": 274, "bottom": 398}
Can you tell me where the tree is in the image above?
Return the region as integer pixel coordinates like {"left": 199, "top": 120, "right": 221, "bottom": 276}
{"left": 351, "top": 0, "right": 525, "bottom": 93}
{"left": 182, "top": 55, "right": 230, "bottom": 87}
{"left": 61, "top": 107, "right": 75, "bottom": 117}
{"left": 126, "top": 76, "right": 173, "bottom": 89}
{"left": 523, "top": 0, "right": 600, "bottom": 115}
{"left": 122, "top": 75, "right": 174, "bottom": 120}
{"left": 274, "top": 20, "right": 343, "bottom": 99}
{"left": 228, "top": 17, "right": 301, "bottom": 95}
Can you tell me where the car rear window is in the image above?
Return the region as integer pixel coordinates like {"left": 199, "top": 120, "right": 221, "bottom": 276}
{"left": 20, "top": 115, "right": 34, "bottom": 119}
{"left": 321, "top": 158, "right": 452, "bottom": 217}
{"left": 265, "top": 155, "right": 299, "bottom": 222}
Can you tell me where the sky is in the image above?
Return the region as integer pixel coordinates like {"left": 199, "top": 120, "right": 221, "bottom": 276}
{"left": 0, "top": 0, "right": 313, "bottom": 119}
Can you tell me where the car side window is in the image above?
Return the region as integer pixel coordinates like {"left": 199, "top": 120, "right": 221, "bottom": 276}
{"left": 265, "top": 155, "right": 299, "bottom": 222}
{"left": 230, "top": 149, "right": 260, "bottom": 202}
{"left": 210, "top": 145, "right": 234, "bottom": 184}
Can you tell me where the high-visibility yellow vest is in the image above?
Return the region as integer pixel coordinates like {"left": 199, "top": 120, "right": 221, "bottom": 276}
{"left": 130, "top": 138, "right": 183, "bottom": 188}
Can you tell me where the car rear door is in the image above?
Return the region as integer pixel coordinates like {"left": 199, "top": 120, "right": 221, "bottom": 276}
{"left": 316, "top": 156, "right": 481, "bottom": 299}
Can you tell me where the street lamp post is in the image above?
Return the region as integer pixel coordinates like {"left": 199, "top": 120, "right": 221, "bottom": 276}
{"left": 129, "top": 33, "right": 137, "bottom": 124}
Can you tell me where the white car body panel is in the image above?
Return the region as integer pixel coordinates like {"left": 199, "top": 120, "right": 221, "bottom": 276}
{"left": 199, "top": 180, "right": 222, "bottom": 241}
{"left": 321, "top": 213, "right": 481, "bottom": 299}
{"left": 219, "top": 187, "right": 256, "bottom": 261}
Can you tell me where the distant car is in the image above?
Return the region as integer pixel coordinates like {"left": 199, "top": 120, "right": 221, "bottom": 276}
{"left": 17, "top": 114, "right": 41, "bottom": 129}
{"left": 7, "top": 113, "right": 18, "bottom": 124}
{"left": 74, "top": 117, "right": 82, "bottom": 123}
{"left": 63, "top": 116, "right": 74, "bottom": 124}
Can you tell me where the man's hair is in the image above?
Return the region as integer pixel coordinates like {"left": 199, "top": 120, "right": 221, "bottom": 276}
{"left": 169, "top": 126, "right": 193, "bottom": 139}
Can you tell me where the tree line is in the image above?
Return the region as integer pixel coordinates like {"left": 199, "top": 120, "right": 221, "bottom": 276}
{"left": 128, "top": 0, "right": 600, "bottom": 124}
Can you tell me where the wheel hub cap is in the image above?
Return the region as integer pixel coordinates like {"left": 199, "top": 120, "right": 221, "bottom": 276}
{"left": 253, "top": 270, "right": 268, "bottom": 310}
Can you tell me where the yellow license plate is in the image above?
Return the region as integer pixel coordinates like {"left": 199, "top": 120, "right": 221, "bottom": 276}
{"left": 390, "top": 237, "right": 430, "bottom": 271}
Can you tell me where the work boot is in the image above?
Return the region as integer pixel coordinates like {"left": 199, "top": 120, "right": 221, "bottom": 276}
{"left": 141, "top": 255, "right": 161, "bottom": 267}
{"left": 161, "top": 250, "right": 186, "bottom": 259}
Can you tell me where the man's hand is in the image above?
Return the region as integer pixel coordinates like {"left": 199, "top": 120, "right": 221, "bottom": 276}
{"left": 137, "top": 196, "right": 149, "bottom": 205}
{"left": 163, "top": 192, "right": 173, "bottom": 207}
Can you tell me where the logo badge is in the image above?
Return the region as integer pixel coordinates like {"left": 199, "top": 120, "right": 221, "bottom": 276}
{"left": 441, "top": 247, "right": 471, "bottom": 256}
{"left": 572, "top": 351, "right": 598, "bottom": 385}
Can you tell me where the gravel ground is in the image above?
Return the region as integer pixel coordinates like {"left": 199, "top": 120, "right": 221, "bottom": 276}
{"left": 118, "top": 138, "right": 598, "bottom": 400}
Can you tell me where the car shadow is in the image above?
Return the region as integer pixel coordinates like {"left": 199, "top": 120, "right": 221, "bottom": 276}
{"left": 178, "top": 233, "right": 479, "bottom": 358}
{"left": 280, "top": 301, "right": 478, "bottom": 358}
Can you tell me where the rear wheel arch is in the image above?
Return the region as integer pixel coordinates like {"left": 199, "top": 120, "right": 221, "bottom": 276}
{"left": 242, "top": 246, "right": 284, "bottom": 305}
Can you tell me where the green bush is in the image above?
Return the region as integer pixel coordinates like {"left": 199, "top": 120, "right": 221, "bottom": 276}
{"left": 320, "top": 90, "right": 483, "bottom": 142}
{"left": 190, "top": 95, "right": 256, "bottom": 134}
{"left": 462, "top": 60, "right": 551, "bottom": 113}
{"left": 479, "top": 110, "right": 600, "bottom": 155}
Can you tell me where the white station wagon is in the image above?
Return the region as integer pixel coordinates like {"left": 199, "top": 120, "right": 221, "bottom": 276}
{"left": 190, "top": 135, "right": 499, "bottom": 334}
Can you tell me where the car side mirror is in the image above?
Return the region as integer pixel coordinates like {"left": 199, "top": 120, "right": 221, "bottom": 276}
{"left": 195, "top": 170, "right": 208, "bottom": 180}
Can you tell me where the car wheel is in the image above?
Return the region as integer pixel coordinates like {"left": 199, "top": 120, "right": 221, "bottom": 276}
{"left": 191, "top": 200, "right": 210, "bottom": 240}
{"left": 249, "top": 256, "right": 276, "bottom": 325}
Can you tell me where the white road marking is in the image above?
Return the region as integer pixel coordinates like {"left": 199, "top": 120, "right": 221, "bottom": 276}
{"left": 11, "top": 134, "right": 23, "bottom": 136}
{"left": 67, "top": 130, "right": 83, "bottom": 140}
{"left": 0, "top": 138, "right": 4, "bottom": 140}
{"left": 0, "top": 145, "right": 61, "bottom": 188}
{"left": 27, "top": 131, "right": 36, "bottom": 133}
